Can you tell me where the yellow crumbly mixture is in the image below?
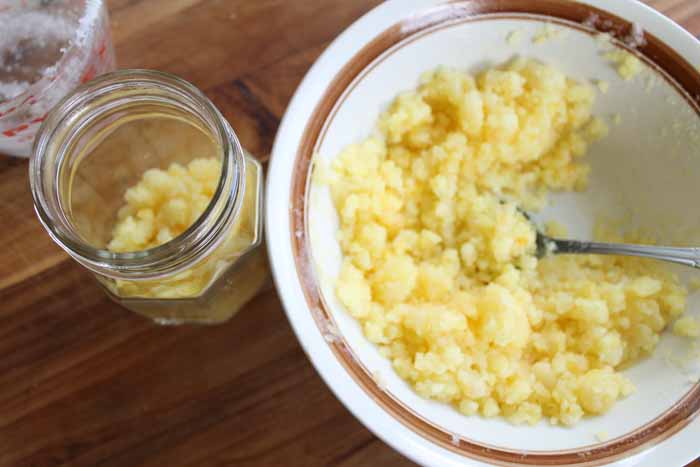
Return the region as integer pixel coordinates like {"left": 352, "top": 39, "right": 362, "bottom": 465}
{"left": 506, "top": 30, "right": 523, "bottom": 46}
{"left": 109, "top": 158, "right": 220, "bottom": 252}
{"left": 533, "top": 23, "right": 564, "bottom": 45}
{"left": 594, "top": 80, "right": 609, "bottom": 94}
{"left": 594, "top": 33, "right": 644, "bottom": 80}
{"left": 674, "top": 317, "right": 700, "bottom": 338}
{"left": 325, "top": 59, "right": 689, "bottom": 426}
{"left": 108, "top": 158, "right": 255, "bottom": 298}
{"left": 604, "top": 50, "right": 643, "bottom": 80}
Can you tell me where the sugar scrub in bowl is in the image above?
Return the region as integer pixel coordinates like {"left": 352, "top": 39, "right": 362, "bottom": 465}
{"left": 0, "top": 0, "right": 115, "bottom": 157}
{"left": 266, "top": 0, "right": 700, "bottom": 466}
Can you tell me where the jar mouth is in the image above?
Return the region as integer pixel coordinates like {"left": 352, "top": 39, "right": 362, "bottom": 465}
{"left": 29, "top": 69, "right": 246, "bottom": 280}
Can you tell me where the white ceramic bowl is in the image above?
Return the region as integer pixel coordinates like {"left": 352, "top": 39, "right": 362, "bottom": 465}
{"left": 266, "top": 1, "right": 700, "bottom": 465}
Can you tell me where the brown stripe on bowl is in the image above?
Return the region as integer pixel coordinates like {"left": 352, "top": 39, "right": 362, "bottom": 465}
{"left": 289, "top": 1, "right": 700, "bottom": 465}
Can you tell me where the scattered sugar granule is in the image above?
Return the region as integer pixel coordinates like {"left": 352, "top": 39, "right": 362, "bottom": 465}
{"left": 644, "top": 74, "right": 659, "bottom": 93}
{"left": 624, "top": 23, "right": 646, "bottom": 48}
{"left": 533, "top": 23, "right": 564, "bottom": 44}
{"left": 595, "top": 431, "right": 609, "bottom": 442}
{"left": 689, "top": 277, "right": 700, "bottom": 292}
{"left": 582, "top": 13, "right": 599, "bottom": 29}
{"left": 666, "top": 353, "right": 687, "bottom": 370}
{"left": 545, "top": 220, "right": 568, "bottom": 237}
{"left": 595, "top": 33, "right": 613, "bottom": 50}
{"left": 319, "top": 316, "right": 342, "bottom": 343}
{"left": 450, "top": 433, "right": 461, "bottom": 446}
{"left": 672, "top": 119, "right": 683, "bottom": 134}
{"left": 605, "top": 50, "right": 643, "bottom": 80}
{"left": 507, "top": 30, "right": 523, "bottom": 46}
{"left": 372, "top": 370, "right": 387, "bottom": 390}
{"left": 312, "top": 157, "right": 341, "bottom": 188}
{"left": 595, "top": 80, "right": 610, "bottom": 94}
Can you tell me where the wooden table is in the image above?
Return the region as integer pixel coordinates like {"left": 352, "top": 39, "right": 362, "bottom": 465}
{"left": 1, "top": 1, "right": 699, "bottom": 466}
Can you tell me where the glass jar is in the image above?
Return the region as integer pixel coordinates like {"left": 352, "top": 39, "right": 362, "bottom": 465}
{"left": 0, "top": 0, "right": 116, "bottom": 157}
{"left": 30, "top": 70, "right": 268, "bottom": 324}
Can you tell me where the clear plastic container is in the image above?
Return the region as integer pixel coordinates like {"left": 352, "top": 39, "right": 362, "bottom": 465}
{"left": 30, "top": 70, "right": 268, "bottom": 324}
{"left": 0, "top": 0, "right": 116, "bottom": 157}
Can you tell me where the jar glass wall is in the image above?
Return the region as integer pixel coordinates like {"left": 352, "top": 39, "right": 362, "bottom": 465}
{"left": 30, "top": 70, "right": 268, "bottom": 324}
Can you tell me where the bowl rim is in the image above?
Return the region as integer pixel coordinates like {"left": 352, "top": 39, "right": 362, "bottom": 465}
{"left": 266, "top": 1, "right": 700, "bottom": 466}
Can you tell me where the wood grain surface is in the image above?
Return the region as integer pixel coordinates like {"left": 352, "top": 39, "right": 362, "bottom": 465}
{"left": 1, "top": 1, "right": 699, "bottom": 466}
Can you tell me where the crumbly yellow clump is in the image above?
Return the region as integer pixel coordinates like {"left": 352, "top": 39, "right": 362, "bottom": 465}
{"left": 595, "top": 80, "right": 609, "bottom": 94}
{"left": 108, "top": 158, "right": 255, "bottom": 298}
{"left": 109, "top": 158, "right": 220, "bottom": 252}
{"left": 674, "top": 317, "right": 700, "bottom": 338}
{"left": 595, "top": 33, "right": 613, "bottom": 50}
{"left": 533, "top": 23, "right": 564, "bottom": 44}
{"left": 507, "top": 30, "right": 523, "bottom": 46}
{"left": 605, "top": 50, "right": 643, "bottom": 80}
{"left": 327, "top": 59, "right": 688, "bottom": 426}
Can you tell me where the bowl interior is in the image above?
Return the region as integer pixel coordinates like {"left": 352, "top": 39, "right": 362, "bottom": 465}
{"left": 306, "top": 17, "right": 700, "bottom": 452}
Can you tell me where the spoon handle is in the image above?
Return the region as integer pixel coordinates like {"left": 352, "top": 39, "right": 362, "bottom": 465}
{"left": 550, "top": 239, "right": 700, "bottom": 268}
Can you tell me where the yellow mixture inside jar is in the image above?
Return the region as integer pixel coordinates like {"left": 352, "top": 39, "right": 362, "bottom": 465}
{"left": 324, "top": 58, "right": 690, "bottom": 426}
{"left": 108, "top": 157, "right": 256, "bottom": 298}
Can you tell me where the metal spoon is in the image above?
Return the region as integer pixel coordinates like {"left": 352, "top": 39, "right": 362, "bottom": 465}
{"left": 521, "top": 210, "right": 700, "bottom": 268}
